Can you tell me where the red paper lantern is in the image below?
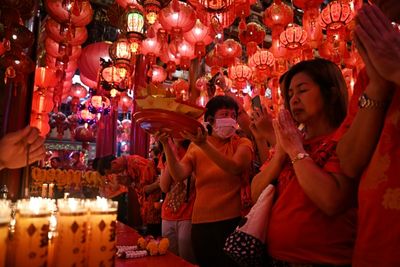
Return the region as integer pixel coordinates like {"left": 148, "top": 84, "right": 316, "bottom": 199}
{"left": 189, "top": 0, "right": 233, "bottom": 10}
{"left": 45, "top": 37, "right": 82, "bottom": 61}
{"left": 170, "top": 40, "right": 195, "bottom": 69}
{"left": 78, "top": 41, "right": 111, "bottom": 86}
{"left": 239, "top": 22, "right": 266, "bottom": 46}
{"left": 116, "top": 0, "right": 140, "bottom": 9}
{"left": 279, "top": 24, "right": 308, "bottom": 51}
{"left": 263, "top": 0, "right": 293, "bottom": 33}
{"left": 32, "top": 90, "right": 54, "bottom": 114}
{"left": 183, "top": 19, "right": 213, "bottom": 57}
{"left": 320, "top": 1, "right": 353, "bottom": 30}
{"left": 196, "top": 6, "right": 236, "bottom": 29}
{"left": 141, "top": 37, "right": 162, "bottom": 65}
{"left": 293, "top": 0, "right": 323, "bottom": 9}
{"left": 119, "top": 94, "right": 133, "bottom": 113}
{"left": 46, "top": 56, "right": 78, "bottom": 73}
{"left": 45, "top": 18, "right": 88, "bottom": 46}
{"left": 302, "top": 7, "right": 323, "bottom": 48}
{"left": 44, "top": 0, "right": 93, "bottom": 27}
{"left": 30, "top": 113, "right": 51, "bottom": 137}
{"left": 172, "top": 78, "right": 189, "bottom": 99}
{"left": 144, "top": 0, "right": 161, "bottom": 25}
{"left": 158, "top": 0, "right": 196, "bottom": 38}
{"left": 215, "top": 39, "right": 242, "bottom": 61}
{"left": 150, "top": 65, "right": 167, "bottom": 84}
{"left": 70, "top": 83, "right": 88, "bottom": 98}
{"left": 248, "top": 50, "right": 275, "bottom": 71}
{"left": 228, "top": 64, "right": 252, "bottom": 86}
{"left": 74, "top": 125, "right": 95, "bottom": 142}
{"left": 34, "top": 67, "right": 58, "bottom": 88}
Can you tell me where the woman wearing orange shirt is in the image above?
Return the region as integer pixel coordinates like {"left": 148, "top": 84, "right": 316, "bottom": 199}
{"left": 157, "top": 95, "right": 253, "bottom": 267}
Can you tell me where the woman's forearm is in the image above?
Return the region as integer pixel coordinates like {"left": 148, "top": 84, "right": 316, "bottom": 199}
{"left": 337, "top": 82, "right": 394, "bottom": 178}
{"left": 251, "top": 152, "right": 286, "bottom": 202}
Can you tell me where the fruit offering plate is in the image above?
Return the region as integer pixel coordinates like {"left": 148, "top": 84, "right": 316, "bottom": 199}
{"left": 133, "top": 109, "right": 205, "bottom": 138}
{"left": 135, "top": 96, "right": 205, "bottom": 119}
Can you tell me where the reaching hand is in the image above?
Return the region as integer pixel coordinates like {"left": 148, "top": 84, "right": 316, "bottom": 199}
{"left": 0, "top": 126, "right": 46, "bottom": 170}
{"left": 356, "top": 4, "right": 400, "bottom": 86}
{"left": 272, "top": 110, "right": 304, "bottom": 159}
{"left": 154, "top": 131, "right": 170, "bottom": 147}
{"left": 181, "top": 127, "right": 207, "bottom": 146}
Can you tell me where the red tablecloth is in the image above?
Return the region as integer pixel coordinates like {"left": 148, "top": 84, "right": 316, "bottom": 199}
{"left": 116, "top": 222, "right": 198, "bottom": 267}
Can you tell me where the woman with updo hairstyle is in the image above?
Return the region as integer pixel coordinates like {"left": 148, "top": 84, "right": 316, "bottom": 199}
{"left": 251, "top": 58, "right": 356, "bottom": 266}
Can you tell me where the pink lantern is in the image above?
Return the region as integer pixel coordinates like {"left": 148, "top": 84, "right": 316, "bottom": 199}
{"left": 45, "top": 18, "right": 88, "bottom": 46}
{"left": 170, "top": 40, "right": 195, "bottom": 70}
{"left": 32, "top": 90, "right": 54, "bottom": 114}
{"left": 44, "top": 0, "right": 93, "bottom": 27}
{"left": 78, "top": 41, "right": 111, "bottom": 87}
{"left": 228, "top": 63, "right": 252, "bottom": 87}
{"left": 183, "top": 19, "right": 213, "bottom": 58}
{"left": 263, "top": 0, "right": 293, "bottom": 34}
{"left": 45, "top": 37, "right": 82, "bottom": 60}
{"left": 34, "top": 67, "right": 58, "bottom": 88}
{"left": 158, "top": 0, "right": 196, "bottom": 39}
{"left": 141, "top": 37, "right": 162, "bottom": 65}
{"left": 320, "top": 1, "right": 354, "bottom": 31}
{"left": 248, "top": 50, "right": 275, "bottom": 71}
{"left": 70, "top": 83, "right": 88, "bottom": 98}
{"left": 119, "top": 94, "right": 133, "bottom": 113}
{"left": 279, "top": 24, "right": 307, "bottom": 49}
{"left": 30, "top": 113, "right": 50, "bottom": 137}
{"left": 151, "top": 65, "right": 167, "bottom": 84}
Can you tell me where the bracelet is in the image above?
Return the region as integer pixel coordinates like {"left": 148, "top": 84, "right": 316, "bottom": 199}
{"left": 291, "top": 152, "right": 310, "bottom": 165}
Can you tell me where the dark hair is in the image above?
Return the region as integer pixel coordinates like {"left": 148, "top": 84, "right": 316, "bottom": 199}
{"left": 97, "top": 155, "right": 116, "bottom": 175}
{"left": 282, "top": 58, "right": 348, "bottom": 128}
{"left": 204, "top": 95, "right": 239, "bottom": 134}
{"left": 178, "top": 139, "right": 191, "bottom": 150}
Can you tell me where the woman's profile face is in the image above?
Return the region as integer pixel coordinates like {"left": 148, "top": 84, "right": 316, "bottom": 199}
{"left": 287, "top": 72, "right": 325, "bottom": 124}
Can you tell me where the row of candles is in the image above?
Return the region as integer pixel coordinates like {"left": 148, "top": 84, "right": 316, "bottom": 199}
{"left": 0, "top": 197, "right": 118, "bottom": 267}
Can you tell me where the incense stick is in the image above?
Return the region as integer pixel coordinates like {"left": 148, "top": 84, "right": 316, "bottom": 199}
{"left": 23, "top": 144, "right": 30, "bottom": 198}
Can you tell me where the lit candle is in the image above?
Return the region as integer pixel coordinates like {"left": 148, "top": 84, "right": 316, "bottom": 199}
{"left": 41, "top": 183, "right": 48, "bottom": 198}
{"left": 86, "top": 197, "right": 118, "bottom": 267}
{"left": 53, "top": 198, "right": 88, "bottom": 267}
{"left": 0, "top": 200, "right": 11, "bottom": 267}
{"left": 48, "top": 183, "right": 54, "bottom": 198}
{"left": 13, "top": 198, "right": 55, "bottom": 267}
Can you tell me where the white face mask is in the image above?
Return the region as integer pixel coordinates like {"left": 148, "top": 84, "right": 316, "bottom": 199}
{"left": 213, "top": 118, "right": 238, "bottom": 139}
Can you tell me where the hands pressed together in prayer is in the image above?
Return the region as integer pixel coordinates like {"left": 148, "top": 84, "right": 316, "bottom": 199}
{"left": 272, "top": 109, "right": 305, "bottom": 160}
{"left": 355, "top": 4, "right": 400, "bottom": 87}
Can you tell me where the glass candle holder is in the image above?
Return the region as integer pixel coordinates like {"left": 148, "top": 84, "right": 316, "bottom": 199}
{"left": 86, "top": 197, "right": 118, "bottom": 267}
{"left": 0, "top": 200, "right": 11, "bottom": 267}
{"left": 13, "top": 198, "right": 55, "bottom": 267}
{"left": 53, "top": 198, "right": 88, "bottom": 267}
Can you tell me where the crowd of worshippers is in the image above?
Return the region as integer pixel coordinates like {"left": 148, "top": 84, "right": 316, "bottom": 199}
{"left": 1, "top": 1, "right": 399, "bottom": 266}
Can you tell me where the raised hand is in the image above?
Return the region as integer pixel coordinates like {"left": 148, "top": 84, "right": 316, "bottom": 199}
{"left": 356, "top": 4, "right": 400, "bottom": 85}
{"left": 0, "top": 126, "right": 46, "bottom": 170}
{"left": 181, "top": 127, "right": 207, "bottom": 146}
{"left": 249, "top": 106, "right": 274, "bottom": 140}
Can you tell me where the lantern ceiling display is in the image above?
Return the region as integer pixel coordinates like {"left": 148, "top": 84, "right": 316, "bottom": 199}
{"left": 109, "top": 37, "right": 133, "bottom": 77}
{"left": 279, "top": 24, "right": 308, "bottom": 49}
{"left": 122, "top": 4, "right": 145, "bottom": 54}
{"left": 144, "top": 0, "right": 161, "bottom": 25}
{"left": 320, "top": 1, "right": 354, "bottom": 30}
